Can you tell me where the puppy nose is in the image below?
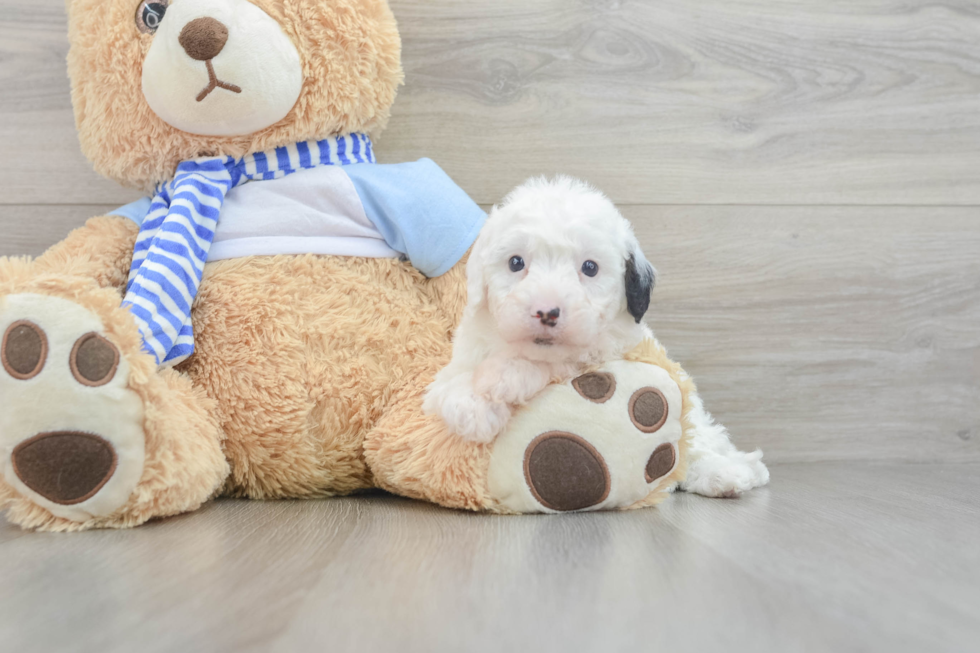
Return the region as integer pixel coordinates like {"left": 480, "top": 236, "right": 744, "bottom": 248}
{"left": 536, "top": 308, "right": 561, "bottom": 327}
{"left": 179, "top": 17, "right": 229, "bottom": 61}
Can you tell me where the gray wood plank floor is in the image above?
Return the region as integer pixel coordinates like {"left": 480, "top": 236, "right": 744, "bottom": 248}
{"left": 1, "top": 1, "right": 979, "bottom": 651}
{"left": 1, "top": 463, "right": 977, "bottom": 653}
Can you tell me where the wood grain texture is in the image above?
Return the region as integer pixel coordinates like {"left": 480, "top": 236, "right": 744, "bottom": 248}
{"left": 2, "top": 1, "right": 980, "bottom": 205}
{"left": 0, "top": 2, "right": 136, "bottom": 205}
{"left": 630, "top": 206, "right": 980, "bottom": 463}
{"left": 0, "top": 463, "right": 978, "bottom": 653}
{"left": 385, "top": 0, "right": 980, "bottom": 205}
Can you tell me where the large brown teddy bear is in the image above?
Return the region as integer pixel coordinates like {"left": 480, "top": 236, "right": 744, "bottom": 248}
{"left": 0, "top": 0, "right": 694, "bottom": 531}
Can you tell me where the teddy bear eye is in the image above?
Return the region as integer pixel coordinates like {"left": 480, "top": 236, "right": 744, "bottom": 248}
{"left": 582, "top": 260, "right": 599, "bottom": 277}
{"left": 509, "top": 256, "right": 525, "bottom": 273}
{"left": 136, "top": 1, "right": 169, "bottom": 34}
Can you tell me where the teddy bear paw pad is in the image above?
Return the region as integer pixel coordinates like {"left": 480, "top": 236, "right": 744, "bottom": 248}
{"left": 488, "top": 360, "right": 683, "bottom": 513}
{"left": 523, "top": 432, "right": 610, "bottom": 511}
{"left": 0, "top": 294, "right": 145, "bottom": 521}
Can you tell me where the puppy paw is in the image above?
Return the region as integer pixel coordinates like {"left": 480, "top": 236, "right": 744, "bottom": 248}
{"left": 473, "top": 357, "right": 550, "bottom": 405}
{"left": 487, "top": 361, "right": 685, "bottom": 512}
{"left": 449, "top": 395, "right": 512, "bottom": 443}
{"left": 680, "top": 449, "right": 770, "bottom": 498}
{"left": 425, "top": 379, "right": 511, "bottom": 443}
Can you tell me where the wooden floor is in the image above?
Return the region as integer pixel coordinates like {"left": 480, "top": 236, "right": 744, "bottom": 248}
{"left": 0, "top": 462, "right": 977, "bottom": 652}
{"left": 1, "top": 0, "right": 979, "bottom": 651}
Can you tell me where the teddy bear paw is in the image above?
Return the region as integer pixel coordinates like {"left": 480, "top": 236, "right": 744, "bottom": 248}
{"left": 0, "top": 293, "right": 146, "bottom": 523}
{"left": 487, "top": 360, "right": 684, "bottom": 513}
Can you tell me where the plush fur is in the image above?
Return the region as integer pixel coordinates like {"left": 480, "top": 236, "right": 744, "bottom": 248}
{"left": 181, "top": 255, "right": 465, "bottom": 500}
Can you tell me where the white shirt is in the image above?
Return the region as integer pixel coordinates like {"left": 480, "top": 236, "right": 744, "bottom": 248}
{"left": 208, "top": 165, "right": 399, "bottom": 261}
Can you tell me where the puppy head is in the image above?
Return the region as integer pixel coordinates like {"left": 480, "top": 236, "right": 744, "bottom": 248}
{"left": 467, "top": 177, "right": 656, "bottom": 362}
{"left": 66, "top": 0, "right": 403, "bottom": 192}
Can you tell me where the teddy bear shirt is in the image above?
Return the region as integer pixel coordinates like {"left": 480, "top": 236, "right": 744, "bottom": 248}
{"left": 111, "top": 158, "right": 483, "bottom": 278}
{"left": 109, "top": 135, "right": 485, "bottom": 365}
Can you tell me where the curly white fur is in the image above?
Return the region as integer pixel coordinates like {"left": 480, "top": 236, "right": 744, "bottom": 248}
{"left": 424, "top": 176, "right": 769, "bottom": 497}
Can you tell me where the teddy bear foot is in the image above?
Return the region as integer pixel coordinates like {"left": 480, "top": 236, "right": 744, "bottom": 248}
{"left": 487, "top": 360, "right": 687, "bottom": 513}
{"left": 0, "top": 288, "right": 228, "bottom": 530}
{"left": 1, "top": 292, "right": 147, "bottom": 523}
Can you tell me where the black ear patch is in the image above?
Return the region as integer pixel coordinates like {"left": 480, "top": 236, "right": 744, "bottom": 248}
{"left": 625, "top": 253, "right": 656, "bottom": 323}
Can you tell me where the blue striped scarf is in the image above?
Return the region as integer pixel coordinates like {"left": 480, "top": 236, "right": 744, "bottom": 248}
{"left": 123, "top": 133, "right": 375, "bottom": 365}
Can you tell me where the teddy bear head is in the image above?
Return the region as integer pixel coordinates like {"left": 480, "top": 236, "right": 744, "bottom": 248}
{"left": 66, "top": 0, "right": 403, "bottom": 192}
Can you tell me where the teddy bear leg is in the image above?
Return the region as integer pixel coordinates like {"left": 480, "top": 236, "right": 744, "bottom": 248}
{"left": 0, "top": 263, "right": 228, "bottom": 531}
{"left": 365, "top": 340, "right": 697, "bottom": 514}
{"left": 363, "top": 371, "right": 495, "bottom": 512}
{"left": 676, "top": 392, "right": 770, "bottom": 498}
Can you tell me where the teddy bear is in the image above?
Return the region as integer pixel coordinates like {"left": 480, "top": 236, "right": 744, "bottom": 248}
{"left": 0, "top": 0, "right": 759, "bottom": 531}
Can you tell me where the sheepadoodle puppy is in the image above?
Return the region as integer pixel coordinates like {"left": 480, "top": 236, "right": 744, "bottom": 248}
{"left": 424, "top": 176, "right": 769, "bottom": 497}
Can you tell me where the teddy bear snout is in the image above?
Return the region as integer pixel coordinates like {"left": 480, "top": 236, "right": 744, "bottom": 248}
{"left": 179, "top": 17, "right": 229, "bottom": 62}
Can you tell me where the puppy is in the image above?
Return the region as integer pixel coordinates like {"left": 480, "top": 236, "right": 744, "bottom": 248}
{"left": 424, "top": 176, "right": 652, "bottom": 442}
{"left": 424, "top": 176, "right": 770, "bottom": 497}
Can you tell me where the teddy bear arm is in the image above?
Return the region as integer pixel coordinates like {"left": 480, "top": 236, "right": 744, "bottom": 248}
{"left": 33, "top": 215, "right": 139, "bottom": 292}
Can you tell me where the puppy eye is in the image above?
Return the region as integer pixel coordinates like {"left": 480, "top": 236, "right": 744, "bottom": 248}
{"left": 508, "top": 256, "right": 525, "bottom": 272}
{"left": 136, "top": 1, "right": 169, "bottom": 34}
{"left": 581, "top": 260, "right": 599, "bottom": 277}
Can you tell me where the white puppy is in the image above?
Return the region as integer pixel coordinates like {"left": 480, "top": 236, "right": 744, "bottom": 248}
{"left": 424, "top": 176, "right": 769, "bottom": 497}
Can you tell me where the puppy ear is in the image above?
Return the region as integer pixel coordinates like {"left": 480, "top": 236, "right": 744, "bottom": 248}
{"left": 624, "top": 244, "right": 656, "bottom": 324}
{"left": 465, "top": 227, "right": 489, "bottom": 311}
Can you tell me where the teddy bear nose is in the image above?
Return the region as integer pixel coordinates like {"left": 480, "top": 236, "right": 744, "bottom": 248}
{"left": 179, "top": 17, "right": 229, "bottom": 61}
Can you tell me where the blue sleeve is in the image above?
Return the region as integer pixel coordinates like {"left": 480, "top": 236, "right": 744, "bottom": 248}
{"left": 108, "top": 197, "right": 152, "bottom": 226}
{"left": 344, "top": 159, "right": 486, "bottom": 277}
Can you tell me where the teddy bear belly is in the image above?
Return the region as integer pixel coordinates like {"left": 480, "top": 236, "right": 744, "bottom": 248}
{"left": 175, "top": 253, "right": 459, "bottom": 499}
